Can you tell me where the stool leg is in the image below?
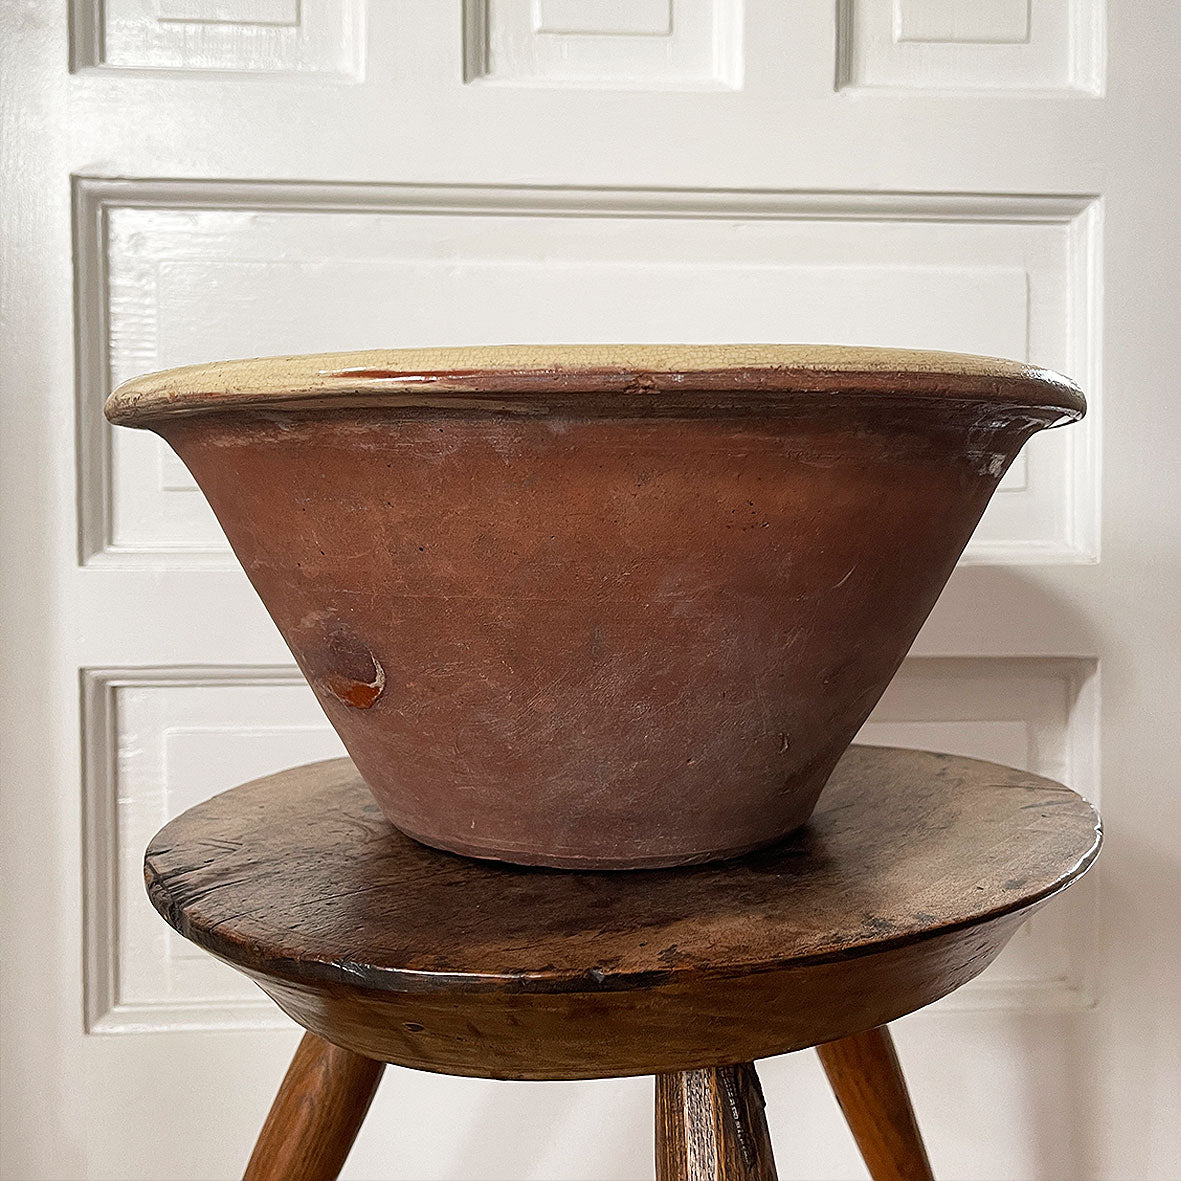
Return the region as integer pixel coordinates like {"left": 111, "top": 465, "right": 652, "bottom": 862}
{"left": 817, "top": 1025, "right": 934, "bottom": 1181}
{"left": 655, "top": 1062, "right": 778, "bottom": 1180}
{"left": 243, "top": 1031, "right": 385, "bottom": 1181}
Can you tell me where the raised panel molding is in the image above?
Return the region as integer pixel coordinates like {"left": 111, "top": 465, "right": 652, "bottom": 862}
{"left": 156, "top": 0, "right": 300, "bottom": 22}
{"left": 536, "top": 0, "right": 673, "bottom": 37}
{"left": 83, "top": 657, "right": 1098, "bottom": 1034}
{"left": 82, "top": 666, "right": 347, "bottom": 1033}
{"left": 73, "top": 177, "right": 1101, "bottom": 569}
{"left": 71, "top": 0, "right": 366, "bottom": 78}
{"left": 463, "top": 0, "right": 743, "bottom": 89}
{"left": 896, "top": 0, "right": 1031, "bottom": 45}
{"left": 836, "top": 0, "right": 1105, "bottom": 93}
{"left": 857, "top": 656, "right": 1100, "bottom": 1011}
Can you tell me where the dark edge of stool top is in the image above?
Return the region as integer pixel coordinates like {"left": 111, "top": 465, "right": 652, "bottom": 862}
{"left": 144, "top": 745, "right": 1101, "bottom": 997}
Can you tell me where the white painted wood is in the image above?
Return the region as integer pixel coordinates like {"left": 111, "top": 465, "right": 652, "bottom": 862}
{"left": 82, "top": 668, "right": 345, "bottom": 1033}
{"left": 77, "top": 180, "right": 1097, "bottom": 565}
{"left": 536, "top": 0, "right": 673, "bottom": 37}
{"left": 156, "top": 0, "right": 300, "bottom": 23}
{"left": 837, "top": 0, "right": 1104, "bottom": 92}
{"left": 74, "top": 0, "right": 366, "bottom": 77}
{"left": 465, "top": 0, "right": 742, "bottom": 88}
{"left": 4, "top": 1, "right": 1180, "bottom": 1179}
{"left": 896, "top": 0, "right": 1032, "bottom": 45}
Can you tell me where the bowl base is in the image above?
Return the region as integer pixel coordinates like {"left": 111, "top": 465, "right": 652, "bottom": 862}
{"left": 388, "top": 816, "right": 816, "bottom": 871}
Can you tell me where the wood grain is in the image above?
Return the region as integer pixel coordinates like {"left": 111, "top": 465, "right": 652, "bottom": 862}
{"left": 656, "top": 1063, "right": 778, "bottom": 1180}
{"left": 818, "top": 1026, "right": 934, "bottom": 1181}
{"left": 144, "top": 745, "right": 1100, "bottom": 1079}
{"left": 242, "top": 1031, "right": 383, "bottom": 1181}
{"left": 238, "top": 912, "right": 1025, "bottom": 1079}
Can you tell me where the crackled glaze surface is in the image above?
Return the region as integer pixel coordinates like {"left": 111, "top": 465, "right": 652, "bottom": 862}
{"left": 108, "top": 345, "right": 1084, "bottom": 867}
{"left": 105, "top": 343, "right": 1085, "bottom": 423}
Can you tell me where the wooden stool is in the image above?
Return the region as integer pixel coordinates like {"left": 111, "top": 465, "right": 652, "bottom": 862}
{"left": 145, "top": 745, "right": 1100, "bottom": 1181}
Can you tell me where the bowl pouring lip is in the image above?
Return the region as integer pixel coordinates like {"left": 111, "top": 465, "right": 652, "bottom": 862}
{"left": 104, "top": 343, "right": 1086, "bottom": 427}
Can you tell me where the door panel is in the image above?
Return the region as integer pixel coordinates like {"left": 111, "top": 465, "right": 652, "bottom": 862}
{"left": 3, "top": 2, "right": 1179, "bottom": 1179}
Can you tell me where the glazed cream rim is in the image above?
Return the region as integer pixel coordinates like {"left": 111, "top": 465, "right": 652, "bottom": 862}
{"left": 105, "top": 344, "right": 1086, "bottom": 425}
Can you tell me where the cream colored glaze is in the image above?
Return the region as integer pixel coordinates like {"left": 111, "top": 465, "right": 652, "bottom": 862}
{"left": 105, "top": 343, "right": 1084, "bottom": 425}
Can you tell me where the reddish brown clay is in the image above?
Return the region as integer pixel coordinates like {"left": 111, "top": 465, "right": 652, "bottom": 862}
{"left": 106, "top": 345, "right": 1085, "bottom": 868}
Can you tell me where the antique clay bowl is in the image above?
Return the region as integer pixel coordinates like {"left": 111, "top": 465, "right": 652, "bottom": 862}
{"left": 106, "top": 345, "right": 1085, "bottom": 869}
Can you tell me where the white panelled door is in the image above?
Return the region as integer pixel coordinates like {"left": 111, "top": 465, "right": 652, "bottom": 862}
{"left": 2, "top": 2, "right": 1178, "bottom": 1178}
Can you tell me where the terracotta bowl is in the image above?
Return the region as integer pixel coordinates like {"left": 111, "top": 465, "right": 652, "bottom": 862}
{"left": 106, "top": 345, "right": 1084, "bottom": 869}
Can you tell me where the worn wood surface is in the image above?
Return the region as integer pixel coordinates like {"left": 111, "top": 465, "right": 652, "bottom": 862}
{"left": 817, "top": 1026, "right": 934, "bottom": 1181}
{"left": 656, "top": 1062, "right": 778, "bottom": 1180}
{"left": 145, "top": 745, "right": 1099, "bottom": 1079}
{"left": 237, "top": 915, "right": 1025, "bottom": 1079}
{"left": 242, "top": 1031, "right": 383, "bottom": 1181}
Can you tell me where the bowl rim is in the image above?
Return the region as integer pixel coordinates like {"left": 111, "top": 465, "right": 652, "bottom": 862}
{"left": 104, "top": 343, "right": 1086, "bottom": 426}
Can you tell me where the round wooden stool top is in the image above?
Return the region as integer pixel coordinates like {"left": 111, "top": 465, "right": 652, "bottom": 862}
{"left": 145, "top": 745, "right": 1099, "bottom": 1081}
